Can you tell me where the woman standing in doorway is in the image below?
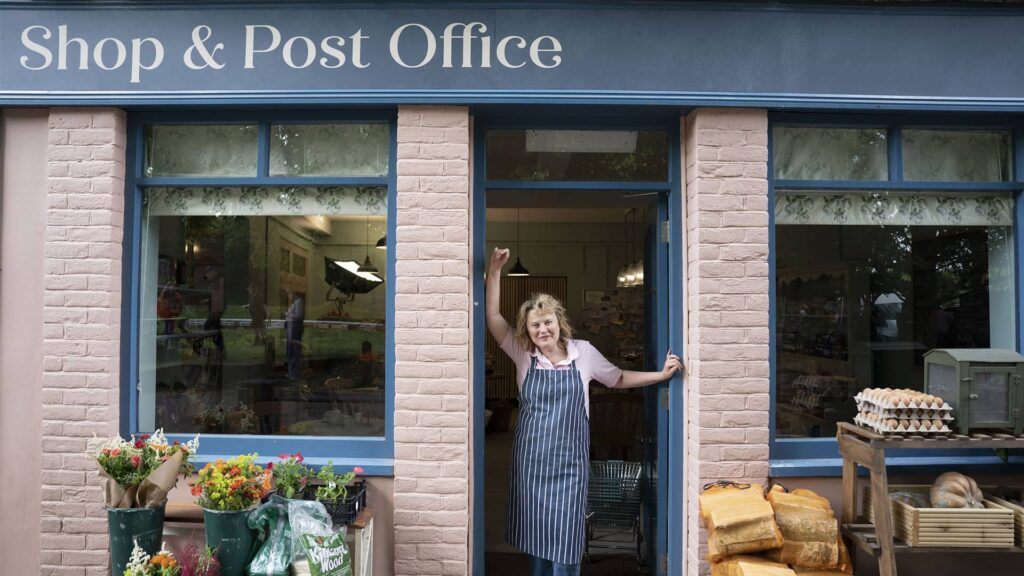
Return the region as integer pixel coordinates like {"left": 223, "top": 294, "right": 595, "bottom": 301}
{"left": 487, "top": 247, "right": 683, "bottom": 576}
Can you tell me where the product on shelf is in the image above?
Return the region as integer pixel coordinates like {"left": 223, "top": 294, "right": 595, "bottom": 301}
{"left": 930, "top": 471, "right": 984, "bottom": 509}
{"left": 852, "top": 387, "right": 953, "bottom": 434}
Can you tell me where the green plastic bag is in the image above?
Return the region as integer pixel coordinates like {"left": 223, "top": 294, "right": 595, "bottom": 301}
{"left": 288, "top": 500, "right": 352, "bottom": 576}
{"left": 246, "top": 494, "right": 293, "bottom": 576}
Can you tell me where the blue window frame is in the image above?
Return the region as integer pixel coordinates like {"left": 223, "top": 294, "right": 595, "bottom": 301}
{"left": 769, "top": 113, "right": 1024, "bottom": 476}
{"left": 121, "top": 111, "right": 397, "bottom": 475}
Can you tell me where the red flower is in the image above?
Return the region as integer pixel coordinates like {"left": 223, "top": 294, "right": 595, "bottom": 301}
{"left": 110, "top": 448, "right": 121, "bottom": 457}
{"left": 130, "top": 455, "right": 142, "bottom": 468}
{"left": 277, "top": 453, "right": 290, "bottom": 460}
{"left": 266, "top": 462, "right": 274, "bottom": 471}
{"left": 139, "top": 434, "right": 151, "bottom": 441}
{"left": 134, "top": 440, "right": 144, "bottom": 449}
{"left": 353, "top": 466, "right": 365, "bottom": 475}
{"left": 229, "top": 466, "right": 241, "bottom": 477}
{"left": 294, "top": 452, "right": 304, "bottom": 463}
{"left": 172, "top": 440, "right": 181, "bottom": 446}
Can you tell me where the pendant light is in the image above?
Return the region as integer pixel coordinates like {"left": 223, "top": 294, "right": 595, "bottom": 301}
{"left": 634, "top": 208, "right": 645, "bottom": 286}
{"left": 507, "top": 208, "right": 531, "bottom": 277}
{"left": 357, "top": 214, "right": 379, "bottom": 273}
{"left": 375, "top": 235, "right": 387, "bottom": 250}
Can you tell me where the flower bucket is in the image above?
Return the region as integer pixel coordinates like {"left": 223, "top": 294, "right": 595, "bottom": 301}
{"left": 107, "top": 506, "right": 165, "bottom": 576}
{"left": 203, "top": 508, "right": 257, "bottom": 576}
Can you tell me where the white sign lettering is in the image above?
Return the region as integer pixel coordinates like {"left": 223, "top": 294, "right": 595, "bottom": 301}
{"left": 18, "top": 22, "right": 562, "bottom": 83}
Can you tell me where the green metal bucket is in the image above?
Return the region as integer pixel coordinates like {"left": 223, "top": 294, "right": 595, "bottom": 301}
{"left": 107, "top": 506, "right": 165, "bottom": 576}
{"left": 203, "top": 507, "right": 257, "bottom": 576}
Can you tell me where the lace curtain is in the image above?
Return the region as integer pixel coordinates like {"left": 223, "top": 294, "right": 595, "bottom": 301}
{"left": 776, "top": 191, "right": 1013, "bottom": 226}
{"left": 144, "top": 186, "right": 387, "bottom": 216}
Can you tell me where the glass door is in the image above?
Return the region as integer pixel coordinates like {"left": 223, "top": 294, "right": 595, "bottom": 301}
{"left": 643, "top": 194, "right": 669, "bottom": 572}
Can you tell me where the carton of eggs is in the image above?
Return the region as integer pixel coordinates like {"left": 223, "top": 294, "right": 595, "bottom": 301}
{"left": 852, "top": 387, "right": 953, "bottom": 434}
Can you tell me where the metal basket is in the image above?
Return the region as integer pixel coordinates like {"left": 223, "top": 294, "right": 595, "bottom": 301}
{"left": 585, "top": 460, "right": 643, "bottom": 562}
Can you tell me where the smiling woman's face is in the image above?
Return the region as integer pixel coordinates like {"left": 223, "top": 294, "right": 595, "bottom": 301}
{"left": 526, "top": 309, "right": 560, "bottom": 349}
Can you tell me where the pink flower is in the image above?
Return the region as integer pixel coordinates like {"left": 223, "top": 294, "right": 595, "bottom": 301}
{"left": 277, "top": 453, "right": 290, "bottom": 460}
{"left": 353, "top": 466, "right": 364, "bottom": 475}
{"left": 130, "top": 455, "right": 141, "bottom": 468}
{"left": 295, "top": 452, "right": 304, "bottom": 463}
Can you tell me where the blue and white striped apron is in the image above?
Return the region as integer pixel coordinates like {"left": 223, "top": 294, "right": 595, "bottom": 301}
{"left": 506, "top": 357, "right": 590, "bottom": 565}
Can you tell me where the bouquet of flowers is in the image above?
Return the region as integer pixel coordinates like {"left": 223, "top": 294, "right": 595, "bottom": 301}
{"left": 191, "top": 453, "right": 271, "bottom": 511}
{"left": 177, "top": 540, "right": 220, "bottom": 576}
{"left": 270, "top": 452, "right": 311, "bottom": 499}
{"left": 123, "top": 542, "right": 181, "bottom": 576}
{"left": 89, "top": 429, "right": 200, "bottom": 508}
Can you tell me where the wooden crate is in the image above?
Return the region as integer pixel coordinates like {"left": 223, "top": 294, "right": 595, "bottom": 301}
{"left": 862, "top": 485, "right": 1014, "bottom": 547}
{"left": 985, "top": 494, "right": 1024, "bottom": 546}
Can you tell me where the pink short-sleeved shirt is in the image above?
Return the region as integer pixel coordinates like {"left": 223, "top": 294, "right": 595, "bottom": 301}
{"left": 499, "top": 331, "right": 624, "bottom": 418}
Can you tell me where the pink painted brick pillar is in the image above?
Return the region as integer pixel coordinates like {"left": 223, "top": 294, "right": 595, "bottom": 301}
{"left": 40, "top": 108, "right": 126, "bottom": 576}
{"left": 683, "top": 109, "right": 769, "bottom": 575}
{"left": 393, "top": 106, "right": 472, "bottom": 576}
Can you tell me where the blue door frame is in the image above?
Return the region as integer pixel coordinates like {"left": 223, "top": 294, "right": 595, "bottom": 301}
{"left": 470, "top": 116, "right": 685, "bottom": 575}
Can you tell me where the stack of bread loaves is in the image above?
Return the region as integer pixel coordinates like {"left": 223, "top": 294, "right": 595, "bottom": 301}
{"left": 853, "top": 387, "right": 953, "bottom": 434}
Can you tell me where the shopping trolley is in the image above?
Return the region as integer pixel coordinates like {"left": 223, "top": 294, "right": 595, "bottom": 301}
{"left": 585, "top": 460, "right": 643, "bottom": 563}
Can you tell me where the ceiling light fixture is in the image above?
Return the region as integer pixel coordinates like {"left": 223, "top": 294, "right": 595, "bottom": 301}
{"left": 507, "top": 208, "right": 531, "bottom": 277}
{"left": 357, "top": 213, "right": 379, "bottom": 274}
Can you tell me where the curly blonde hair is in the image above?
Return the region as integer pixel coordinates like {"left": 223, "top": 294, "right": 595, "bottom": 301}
{"left": 515, "top": 293, "right": 573, "bottom": 352}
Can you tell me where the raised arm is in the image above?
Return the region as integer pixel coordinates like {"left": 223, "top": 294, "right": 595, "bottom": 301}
{"left": 486, "top": 247, "right": 512, "bottom": 343}
{"left": 616, "top": 350, "right": 683, "bottom": 388}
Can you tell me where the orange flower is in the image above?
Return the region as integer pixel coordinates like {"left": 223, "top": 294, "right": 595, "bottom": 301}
{"left": 229, "top": 466, "right": 241, "bottom": 477}
{"left": 191, "top": 483, "right": 202, "bottom": 497}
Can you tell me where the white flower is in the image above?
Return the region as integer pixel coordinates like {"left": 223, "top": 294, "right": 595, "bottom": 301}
{"left": 124, "top": 541, "right": 150, "bottom": 576}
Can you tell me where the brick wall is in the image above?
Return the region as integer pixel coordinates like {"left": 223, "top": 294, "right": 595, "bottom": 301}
{"left": 40, "top": 108, "right": 126, "bottom": 575}
{"left": 683, "top": 109, "right": 770, "bottom": 575}
{"left": 393, "top": 106, "right": 472, "bottom": 576}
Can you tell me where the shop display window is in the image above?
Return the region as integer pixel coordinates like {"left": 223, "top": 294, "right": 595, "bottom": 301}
{"left": 772, "top": 122, "right": 1018, "bottom": 449}
{"left": 131, "top": 116, "right": 393, "bottom": 461}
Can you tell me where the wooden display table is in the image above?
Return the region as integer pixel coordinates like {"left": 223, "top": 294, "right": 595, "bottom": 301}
{"left": 837, "top": 422, "right": 1024, "bottom": 576}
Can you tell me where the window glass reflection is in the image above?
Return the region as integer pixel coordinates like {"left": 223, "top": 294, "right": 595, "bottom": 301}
{"left": 774, "top": 192, "right": 1014, "bottom": 438}
{"left": 139, "top": 187, "right": 387, "bottom": 437}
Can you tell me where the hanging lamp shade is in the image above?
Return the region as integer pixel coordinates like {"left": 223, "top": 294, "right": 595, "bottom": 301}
{"left": 635, "top": 262, "right": 645, "bottom": 285}
{"left": 357, "top": 214, "right": 378, "bottom": 273}
{"left": 375, "top": 235, "right": 387, "bottom": 250}
{"left": 357, "top": 254, "right": 379, "bottom": 273}
{"left": 507, "top": 257, "right": 530, "bottom": 277}
{"left": 509, "top": 208, "right": 530, "bottom": 276}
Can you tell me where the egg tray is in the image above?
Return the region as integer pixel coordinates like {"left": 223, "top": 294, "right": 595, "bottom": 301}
{"left": 854, "top": 403, "right": 954, "bottom": 421}
{"left": 854, "top": 412, "right": 951, "bottom": 434}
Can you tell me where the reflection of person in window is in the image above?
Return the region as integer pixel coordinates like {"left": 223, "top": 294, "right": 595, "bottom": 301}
{"left": 285, "top": 290, "right": 305, "bottom": 379}
{"left": 358, "top": 339, "right": 374, "bottom": 387}
{"left": 247, "top": 283, "right": 268, "bottom": 345}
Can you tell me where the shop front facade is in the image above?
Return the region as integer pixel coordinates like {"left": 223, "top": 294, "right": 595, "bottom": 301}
{"left": 3, "top": 2, "right": 1024, "bottom": 576}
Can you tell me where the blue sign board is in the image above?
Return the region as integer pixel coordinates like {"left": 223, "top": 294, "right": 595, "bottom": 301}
{"left": 3, "top": 3, "right": 1024, "bottom": 108}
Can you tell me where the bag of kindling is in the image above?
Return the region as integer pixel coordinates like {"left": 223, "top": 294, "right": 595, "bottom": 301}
{"left": 699, "top": 482, "right": 784, "bottom": 563}
{"left": 764, "top": 486, "right": 843, "bottom": 571}
{"left": 711, "top": 555, "right": 796, "bottom": 576}
{"left": 287, "top": 500, "right": 353, "bottom": 576}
